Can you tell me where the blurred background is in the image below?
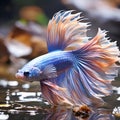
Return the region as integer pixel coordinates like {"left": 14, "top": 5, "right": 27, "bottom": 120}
{"left": 0, "top": 0, "right": 120, "bottom": 120}
{"left": 0, "top": 0, "right": 120, "bottom": 65}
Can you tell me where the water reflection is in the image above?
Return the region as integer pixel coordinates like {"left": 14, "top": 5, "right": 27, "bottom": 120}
{"left": 11, "top": 91, "right": 42, "bottom": 102}
{"left": 0, "top": 104, "right": 117, "bottom": 120}
{"left": 46, "top": 107, "right": 116, "bottom": 120}
{"left": 0, "top": 79, "right": 120, "bottom": 120}
{"left": 0, "top": 103, "right": 119, "bottom": 120}
{"left": 89, "top": 112, "right": 115, "bottom": 120}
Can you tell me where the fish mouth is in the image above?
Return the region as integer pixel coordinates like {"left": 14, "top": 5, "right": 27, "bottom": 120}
{"left": 15, "top": 73, "right": 25, "bottom": 79}
{"left": 15, "top": 73, "right": 33, "bottom": 82}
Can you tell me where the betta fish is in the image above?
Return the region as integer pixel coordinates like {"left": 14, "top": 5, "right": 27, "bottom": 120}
{"left": 16, "top": 10, "right": 120, "bottom": 107}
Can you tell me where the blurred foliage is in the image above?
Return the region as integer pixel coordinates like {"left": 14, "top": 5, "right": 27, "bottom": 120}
{"left": 0, "top": 0, "right": 67, "bottom": 24}
{"left": 36, "top": 13, "right": 48, "bottom": 25}
{"left": 19, "top": 6, "right": 48, "bottom": 25}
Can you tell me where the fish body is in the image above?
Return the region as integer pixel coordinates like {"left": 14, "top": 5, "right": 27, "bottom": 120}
{"left": 16, "top": 10, "right": 120, "bottom": 106}
{"left": 16, "top": 50, "right": 73, "bottom": 81}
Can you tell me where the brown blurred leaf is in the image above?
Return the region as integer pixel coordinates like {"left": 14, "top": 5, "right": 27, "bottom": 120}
{"left": 27, "top": 36, "right": 47, "bottom": 59}
{"left": 19, "top": 6, "right": 43, "bottom": 21}
{"left": 8, "top": 26, "right": 32, "bottom": 46}
{"left": 5, "top": 40, "right": 32, "bottom": 57}
{"left": 0, "top": 37, "right": 10, "bottom": 64}
{"left": 105, "top": 0, "right": 120, "bottom": 8}
{"left": 7, "top": 22, "right": 47, "bottom": 59}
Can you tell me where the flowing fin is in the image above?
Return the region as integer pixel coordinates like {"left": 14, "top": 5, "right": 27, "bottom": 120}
{"left": 47, "top": 28, "right": 119, "bottom": 106}
{"left": 43, "top": 81, "right": 66, "bottom": 91}
{"left": 45, "top": 10, "right": 120, "bottom": 106}
{"left": 43, "top": 64, "right": 57, "bottom": 79}
{"left": 63, "top": 28, "right": 119, "bottom": 105}
{"left": 47, "top": 10, "right": 90, "bottom": 52}
{"left": 40, "top": 80, "right": 73, "bottom": 106}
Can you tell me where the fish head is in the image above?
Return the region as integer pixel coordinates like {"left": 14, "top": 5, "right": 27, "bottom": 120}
{"left": 15, "top": 65, "right": 42, "bottom": 81}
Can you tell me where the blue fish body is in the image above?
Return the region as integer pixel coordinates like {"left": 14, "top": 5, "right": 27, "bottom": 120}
{"left": 17, "top": 51, "right": 73, "bottom": 81}
{"left": 16, "top": 10, "right": 120, "bottom": 106}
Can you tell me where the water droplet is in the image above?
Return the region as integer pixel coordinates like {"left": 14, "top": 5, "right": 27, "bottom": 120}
{"left": 44, "top": 101, "right": 49, "bottom": 105}
{"left": 6, "top": 90, "right": 10, "bottom": 104}
{"left": 22, "top": 83, "right": 30, "bottom": 89}
{"left": 29, "top": 111, "right": 37, "bottom": 116}
{"left": 0, "top": 112, "right": 9, "bottom": 120}
{"left": 0, "top": 79, "right": 8, "bottom": 87}
{"left": 8, "top": 81, "right": 18, "bottom": 87}
{"left": 117, "top": 97, "right": 120, "bottom": 101}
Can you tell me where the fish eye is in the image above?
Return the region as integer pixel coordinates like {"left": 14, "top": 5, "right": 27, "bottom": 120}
{"left": 24, "top": 71, "right": 29, "bottom": 77}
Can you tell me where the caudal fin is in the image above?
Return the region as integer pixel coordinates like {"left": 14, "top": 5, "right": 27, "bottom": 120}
{"left": 64, "top": 28, "right": 120, "bottom": 105}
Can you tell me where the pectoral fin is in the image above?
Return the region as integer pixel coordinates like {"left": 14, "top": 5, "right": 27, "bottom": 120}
{"left": 43, "top": 64, "right": 57, "bottom": 79}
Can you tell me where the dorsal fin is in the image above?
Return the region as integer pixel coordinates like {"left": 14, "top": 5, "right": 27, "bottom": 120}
{"left": 47, "top": 10, "right": 90, "bottom": 52}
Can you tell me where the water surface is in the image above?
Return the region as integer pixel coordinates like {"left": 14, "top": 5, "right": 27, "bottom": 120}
{"left": 0, "top": 66, "right": 120, "bottom": 120}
